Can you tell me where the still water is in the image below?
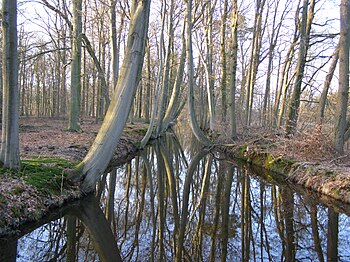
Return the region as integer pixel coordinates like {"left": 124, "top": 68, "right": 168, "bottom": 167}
{"left": 1, "top": 133, "right": 350, "bottom": 261}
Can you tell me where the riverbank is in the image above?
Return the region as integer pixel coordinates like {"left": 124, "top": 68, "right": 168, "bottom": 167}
{"left": 0, "top": 117, "right": 147, "bottom": 236}
{"left": 1, "top": 118, "right": 350, "bottom": 236}
{"left": 216, "top": 126, "right": 350, "bottom": 205}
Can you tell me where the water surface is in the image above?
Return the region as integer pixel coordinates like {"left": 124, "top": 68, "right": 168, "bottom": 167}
{"left": 1, "top": 134, "right": 350, "bottom": 261}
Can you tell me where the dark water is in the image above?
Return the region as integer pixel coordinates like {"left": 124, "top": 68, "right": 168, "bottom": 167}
{"left": 1, "top": 133, "right": 350, "bottom": 261}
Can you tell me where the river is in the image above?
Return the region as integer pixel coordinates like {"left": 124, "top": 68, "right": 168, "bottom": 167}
{"left": 1, "top": 132, "right": 350, "bottom": 261}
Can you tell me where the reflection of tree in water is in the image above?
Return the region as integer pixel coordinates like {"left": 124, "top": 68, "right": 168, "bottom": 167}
{"left": 5, "top": 134, "right": 350, "bottom": 261}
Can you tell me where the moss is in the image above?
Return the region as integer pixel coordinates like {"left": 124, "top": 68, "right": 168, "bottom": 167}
{"left": 264, "top": 154, "right": 295, "bottom": 174}
{"left": 11, "top": 187, "right": 25, "bottom": 195}
{"left": 20, "top": 157, "right": 78, "bottom": 196}
{"left": 11, "top": 206, "right": 21, "bottom": 218}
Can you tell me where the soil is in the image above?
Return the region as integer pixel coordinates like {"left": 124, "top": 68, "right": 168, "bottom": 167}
{"left": 0, "top": 117, "right": 148, "bottom": 235}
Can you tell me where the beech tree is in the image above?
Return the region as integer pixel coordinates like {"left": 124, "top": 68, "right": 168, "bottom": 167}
{"left": 334, "top": 0, "right": 350, "bottom": 154}
{"left": 0, "top": 0, "right": 20, "bottom": 168}
{"left": 185, "top": 0, "right": 212, "bottom": 147}
{"left": 286, "top": 0, "right": 315, "bottom": 135}
{"left": 68, "top": 0, "right": 83, "bottom": 131}
{"left": 69, "top": 0, "right": 151, "bottom": 192}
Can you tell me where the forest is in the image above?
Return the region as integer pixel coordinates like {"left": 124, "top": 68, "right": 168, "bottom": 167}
{"left": 1, "top": 0, "right": 349, "bottom": 188}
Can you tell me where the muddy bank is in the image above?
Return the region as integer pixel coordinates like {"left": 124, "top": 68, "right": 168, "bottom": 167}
{"left": 217, "top": 143, "right": 350, "bottom": 205}
{"left": 0, "top": 117, "right": 147, "bottom": 236}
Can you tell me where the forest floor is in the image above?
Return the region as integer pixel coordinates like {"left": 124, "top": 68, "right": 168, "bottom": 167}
{"left": 0, "top": 117, "right": 350, "bottom": 236}
{"left": 0, "top": 117, "right": 148, "bottom": 235}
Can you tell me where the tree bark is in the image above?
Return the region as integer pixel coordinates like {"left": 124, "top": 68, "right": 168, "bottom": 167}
{"left": 286, "top": 0, "right": 315, "bottom": 135}
{"left": 0, "top": 0, "right": 20, "bottom": 168}
{"left": 185, "top": 0, "right": 212, "bottom": 147}
{"left": 334, "top": 0, "right": 350, "bottom": 153}
{"left": 68, "top": 0, "right": 82, "bottom": 131}
{"left": 69, "top": 0, "right": 151, "bottom": 193}
{"left": 318, "top": 45, "right": 339, "bottom": 122}
{"left": 229, "top": 0, "right": 238, "bottom": 140}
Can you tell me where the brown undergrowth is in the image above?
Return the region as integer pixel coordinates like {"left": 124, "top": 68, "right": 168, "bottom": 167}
{"left": 0, "top": 117, "right": 147, "bottom": 235}
{"left": 216, "top": 124, "right": 350, "bottom": 204}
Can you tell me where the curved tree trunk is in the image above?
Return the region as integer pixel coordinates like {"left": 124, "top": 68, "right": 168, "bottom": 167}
{"left": 185, "top": 0, "right": 212, "bottom": 147}
{"left": 0, "top": 0, "right": 20, "bottom": 168}
{"left": 69, "top": 0, "right": 151, "bottom": 193}
{"left": 139, "top": 1, "right": 166, "bottom": 148}
{"left": 159, "top": 28, "right": 186, "bottom": 135}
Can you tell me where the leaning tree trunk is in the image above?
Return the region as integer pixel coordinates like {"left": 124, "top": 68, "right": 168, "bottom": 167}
{"left": 0, "top": 0, "right": 20, "bottom": 169}
{"left": 318, "top": 45, "right": 339, "bottom": 122}
{"left": 69, "top": 0, "right": 151, "bottom": 193}
{"left": 335, "top": 0, "right": 350, "bottom": 154}
{"left": 185, "top": 0, "right": 212, "bottom": 147}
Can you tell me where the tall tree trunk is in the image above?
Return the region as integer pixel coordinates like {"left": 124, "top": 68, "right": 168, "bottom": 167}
{"left": 0, "top": 0, "right": 20, "bottom": 168}
{"left": 229, "top": 0, "right": 238, "bottom": 140}
{"left": 110, "top": 0, "right": 119, "bottom": 88}
{"left": 245, "top": 0, "right": 266, "bottom": 126}
{"left": 68, "top": 0, "right": 82, "bottom": 131}
{"left": 286, "top": 0, "right": 315, "bottom": 135}
{"left": 220, "top": 0, "right": 228, "bottom": 122}
{"left": 69, "top": 0, "right": 151, "bottom": 193}
{"left": 334, "top": 0, "right": 350, "bottom": 153}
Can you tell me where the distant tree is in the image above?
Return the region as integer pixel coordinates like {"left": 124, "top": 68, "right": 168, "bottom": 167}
{"left": 229, "top": 0, "right": 238, "bottom": 140}
{"left": 334, "top": 0, "right": 350, "bottom": 154}
{"left": 68, "top": 0, "right": 82, "bottom": 131}
{"left": 286, "top": 0, "right": 315, "bottom": 135}
{"left": 0, "top": 0, "right": 20, "bottom": 168}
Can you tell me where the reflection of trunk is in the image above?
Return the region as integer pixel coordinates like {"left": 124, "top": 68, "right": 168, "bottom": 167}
{"left": 176, "top": 150, "right": 208, "bottom": 261}
{"left": 327, "top": 208, "right": 339, "bottom": 261}
{"left": 129, "top": 159, "right": 147, "bottom": 261}
{"left": 209, "top": 164, "right": 224, "bottom": 262}
{"left": 272, "top": 186, "right": 286, "bottom": 255}
{"left": 155, "top": 144, "right": 166, "bottom": 261}
{"left": 221, "top": 166, "right": 234, "bottom": 262}
{"left": 121, "top": 163, "right": 132, "bottom": 247}
{"left": 241, "top": 173, "right": 251, "bottom": 262}
{"left": 72, "top": 196, "right": 122, "bottom": 262}
{"left": 66, "top": 215, "right": 77, "bottom": 262}
{"left": 281, "top": 186, "right": 295, "bottom": 261}
{"left": 160, "top": 138, "right": 180, "bottom": 249}
{"left": 140, "top": 151, "right": 157, "bottom": 262}
{"left": 106, "top": 169, "right": 117, "bottom": 226}
{"left": 310, "top": 204, "right": 324, "bottom": 262}
{"left": 192, "top": 155, "right": 212, "bottom": 258}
